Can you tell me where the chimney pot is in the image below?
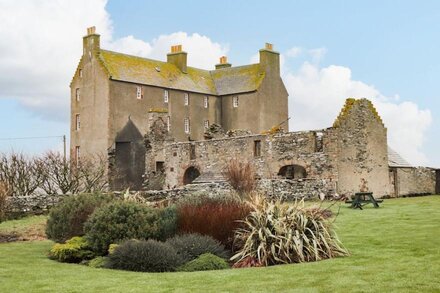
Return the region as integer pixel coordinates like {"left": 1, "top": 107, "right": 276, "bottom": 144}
{"left": 87, "top": 26, "right": 96, "bottom": 35}
{"left": 265, "top": 43, "right": 273, "bottom": 51}
{"left": 220, "top": 56, "right": 228, "bottom": 64}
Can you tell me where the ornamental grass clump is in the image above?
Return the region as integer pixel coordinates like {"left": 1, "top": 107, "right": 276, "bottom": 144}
{"left": 232, "top": 194, "right": 349, "bottom": 266}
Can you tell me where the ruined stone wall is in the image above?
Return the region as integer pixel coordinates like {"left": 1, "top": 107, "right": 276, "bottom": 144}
{"left": 394, "top": 167, "right": 436, "bottom": 196}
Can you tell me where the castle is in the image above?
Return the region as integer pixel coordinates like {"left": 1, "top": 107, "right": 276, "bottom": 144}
{"left": 71, "top": 27, "right": 438, "bottom": 198}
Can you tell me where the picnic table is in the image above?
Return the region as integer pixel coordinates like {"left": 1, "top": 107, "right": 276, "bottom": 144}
{"left": 346, "top": 192, "right": 383, "bottom": 209}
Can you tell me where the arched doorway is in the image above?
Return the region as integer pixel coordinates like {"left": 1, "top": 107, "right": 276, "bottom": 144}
{"left": 278, "top": 165, "right": 307, "bottom": 179}
{"left": 183, "top": 166, "right": 201, "bottom": 185}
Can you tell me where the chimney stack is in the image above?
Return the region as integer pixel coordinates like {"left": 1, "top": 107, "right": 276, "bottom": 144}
{"left": 167, "top": 45, "right": 187, "bottom": 73}
{"left": 83, "top": 26, "right": 100, "bottom": 58}
{"left": 259, "top": 42, "right": 280, "bottom": 75}
{"left": 215, "top": 56, "right": 232, "bottom": 69}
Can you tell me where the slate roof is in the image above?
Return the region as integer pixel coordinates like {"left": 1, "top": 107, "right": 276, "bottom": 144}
{"left": 388, "top": 147, "right": 412, "bottom": 168}
{"left": 98, "top": 50, "right": 264, "bottom": 96}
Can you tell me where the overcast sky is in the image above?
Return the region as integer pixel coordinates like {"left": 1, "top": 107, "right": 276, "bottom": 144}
{"left": 0, "top": 0, "right": 438, "bottom": 167}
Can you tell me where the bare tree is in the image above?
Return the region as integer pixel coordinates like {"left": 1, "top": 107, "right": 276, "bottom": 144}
{"left": 77, "top": 154, "right": 108, "bottom": 193}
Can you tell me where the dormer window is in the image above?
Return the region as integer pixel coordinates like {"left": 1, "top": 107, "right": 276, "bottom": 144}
{"left": 233, "top": 96, "right": 239, "bottom": 108}
{"left": 164, "top": 90, "right": 169, "bottom": 103}
{"left": 75, "top": 88, "right": 80, "bottom": 102}
{"left": 204, "top": 96, "right": 209, "bottom": 108}
{"left": 184, "top": 93, "right": 189, "bottom": 106}
{"left": 136, "top": 86, "right": 143, "bottom": 99}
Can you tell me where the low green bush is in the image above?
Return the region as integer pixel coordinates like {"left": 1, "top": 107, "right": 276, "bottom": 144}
{"left": 177, "top": 253, "right": 229, "bottom": 272}
{"left": 166, "top": 233, "right": 230, "bottom": 263}
{"left": 107, "top": 239, "right": 182, "bottom": 272}
{"left": 84, "top": 202, "right": 177, "bottom": 254}
{"left": 46, "top": 193, "right": 113, "bottom": 243}
{"left": 88, "top": 256, "right": 109, "bottom": 268}
{"left": 49, "top": 236, "right": 95, "bottom": 263}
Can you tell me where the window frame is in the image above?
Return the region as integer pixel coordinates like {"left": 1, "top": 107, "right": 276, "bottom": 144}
{"left": 75, "top": 146, "right": 80, "bottom": 167}
{"left": 233, "top": 96, "right": 239, "bottom": 108}
{"left": 204, "top": 96, "right": 209, "bottom": 108}
{"left": 204, "top": 120, "right": 209, "bottom": 129}
{"left": 164, "top": 90, "right": 169, "bottom": 103}
{"left": 75, "top": 114, "right": 80, "bottom": 131}
{"left": 184, "top": 117, "right": 190, "bottom": 134}
{"left": 75, "top": 88, "right": 80, "bottom": 102}
{"left": 136, "top": 86, "right": 143, "bottom": 99}
{"left": 184, "top": 93, "right": 189, "bottom": 106}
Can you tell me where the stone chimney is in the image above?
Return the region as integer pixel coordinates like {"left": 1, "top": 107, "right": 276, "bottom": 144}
{"left": 167, "top": 45, "right": 187, "bottom": 73}
{"left": 215, "top": 56, "right": 232, "bottom": 69}
{"left": 83, "top": 26, "right": 100, "bottom": 57}
{"left": 259, "top": 43, "right": 280, "bottom": 75}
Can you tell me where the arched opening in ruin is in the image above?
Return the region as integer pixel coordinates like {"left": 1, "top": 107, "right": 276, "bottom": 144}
{"left": 278, "top": 165, "right": 307, "bottom": 179}
{"left": 183, "top": 166, "right": 201, "bottom": 185}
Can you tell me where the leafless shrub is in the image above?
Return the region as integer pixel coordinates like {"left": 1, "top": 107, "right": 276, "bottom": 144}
{"left": 224, "top": 159, "right": 256, "bottom": 197}
{"left": 77, "top": 154, "right": 108, "bottom": 193}
{"left": 0, "top": 181, "right": 11, "bottom": 222}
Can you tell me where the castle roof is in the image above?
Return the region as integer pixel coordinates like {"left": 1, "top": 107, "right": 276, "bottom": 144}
{"left": 98, "top": 50, "right": 265, "bottom": 96}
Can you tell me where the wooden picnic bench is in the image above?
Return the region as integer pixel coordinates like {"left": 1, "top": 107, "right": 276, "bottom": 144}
{"left": 345, "top": 192, "right": 383, "bottom": 209}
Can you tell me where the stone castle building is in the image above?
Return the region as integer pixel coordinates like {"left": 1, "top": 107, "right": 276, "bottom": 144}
{"left": 71, "top": 27, "right": 438, "bottom": 198}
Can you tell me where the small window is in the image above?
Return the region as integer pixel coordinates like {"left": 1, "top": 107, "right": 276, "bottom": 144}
{"left": 167, "top": 116, "right": 171, "bottom": 132}
{"left": 204, "top": 96, "right": 209, "bottom": 108}
{"left": 136, "top": 86, "right": 143, "bottom": 99}
{"left": 233, "top": 96, "right": 239, "bottom": 108}
{"left": 79, "top": 69, "right": 83, "bottom": 78}
{"left": 190, "top": 144, "right": 196, "bottom": 160}
{"left": 75, "top": 114, "right": 80, "bottom": 131}
{"left": 184, "top": 118, "right": 190, "bottom": 134}
{"left": 75, "top": 146, "right": 80, "bottom": 167}
{"left": 75, "top": 88, "right": 80, "bottom": 101}
{"left": 156, "top": 161, "right": 165, "bottom": 173}
{"left": 254, "top": 140, "right": 261, "bottom": 157}
{"left": 184, "top": 93, "right": 189, "bottom": 106}
{"left": 164, "top": 90, "right": 169, "bottom": 103}
{"left": 204, "top": 120, "right": 209, "bottom": 129}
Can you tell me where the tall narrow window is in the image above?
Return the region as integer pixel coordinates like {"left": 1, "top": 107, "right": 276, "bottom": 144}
{"left": 190, "top": 144, "right": 196, "bottom": 160}
{"left": 75, "top": 114, "right": 80, "bottom": 131}
{"left": 204, "top": 120, "right": 209, "bottom": 129}
{"left": 254, "top": 140, "right": 261, "bottom": 157}
{"left": 184, "top": 118, "right": 190, "bottom": 134}
{"left": 184, "top": 93, "right": 189, "bottom": 106}
{"left": 75, "top": 146, "right": 80, "bottom": 167}
{"left": 164, "top": 90, "right": 169, "bottom": 103}
{"left": 136, "top": 86, "right": 143, "bottom": 99}
{"left": 79, "top": 69, "right": 83, "bottom": 78}
{"left": 204, "top": 96, "right": 209, "bottom": 108}
{"left": 75, "top": 88, "right": 80, "bottom": 101}
{"left": 233, "top": 96, "right": 239, "bottom": 108}
{"left": 167, "top": 116, "right": 171, "bottom": 132}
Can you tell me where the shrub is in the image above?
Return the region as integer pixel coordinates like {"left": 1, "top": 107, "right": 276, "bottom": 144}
{"left": 0, "top": 181, "right": 10, "bottom": 222}
{"left": 157, "top": 205, "right": 178, "bottom": 241}
{"left": 88, "top": 256, "right": 109, "bottom": 268}
{"left": 232, "top": 194, "right": 349, "bottom": 266}
{"left": 223, "top": 159, "right": 256, "bottom": 196}
{"left": 107, "top": 239, "right": 182, "bottom": 272}
{"left": 177, "top": 253, "right": 229, "bottom": 272}
{"left": 177, "top": 197, "right": 250, "bottom": 248}
{"left": 166, "top": 233, "right": 229, "bottom": 263}
{"left": 46, "top": 193, "right": 113, "bottom": 243}
{"left": 49, "top": 236, "right": 95, "bottom": 263}
{"left": 84, "top": 202, "right": 176, "bottom": 254}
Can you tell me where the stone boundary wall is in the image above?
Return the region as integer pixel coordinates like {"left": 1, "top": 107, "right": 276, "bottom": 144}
{"left": 395, "top": 167, "right": 436, "bottom": 196}
{"left": 5, "top": 194, "right": 67, "bottom": 216}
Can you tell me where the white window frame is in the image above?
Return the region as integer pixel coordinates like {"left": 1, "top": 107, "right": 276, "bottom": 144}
{"left": 204, "top": 96, "right": 209, "bottom": 108}
{"left": 75, "top": 146, "right": 80, "bottom": 167}
{"left": 184, "top": 118, "right": 190, "bottom": 134}
{"left": 184, "top": 93, "right": 189, "bottom": 106}
{"left": 204, "top": 120, "right": 209, "bottom": 129}
{"left": 136, "top": 86, "right": 143, "bottom": 99}
{"left": 75, "top": 114, "right": 80, "bottom": 131}
{"left": 164, "top": 90, "right": 169, "bottom": 103}
{"left": 76, "top": 88, "right": 80, "bottom": 102}
{"left": 233, "top": 96, "right": 239, "bottom": 108}
{"left": 167, "top": 116, "right": 171, "bottom": 132}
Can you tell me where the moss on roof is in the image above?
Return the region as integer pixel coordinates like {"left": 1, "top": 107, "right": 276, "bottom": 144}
{"left": 98, "top": 49, "right": 264, "bottom": 95}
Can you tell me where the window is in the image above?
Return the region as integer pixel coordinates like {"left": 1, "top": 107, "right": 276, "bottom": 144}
{"left": 233, "top": 96, "right": 239, "bottom": 108}
{"left": 190, "top": 144, "right": 196, "bottom": 160}
{"left": 156, "top": 161, "right": 165, "bottom": 173}
{"left": 167, "top": 116, "right": 171, "bottom": 132}
{"left": 164, "top": 90, "right": 169, "bottom": 103}
{"left": 184, "top": 118, "right": 190, "bottom": 134}
{"left": 254, "top": 140, "right": 261, "bottom": 157}
{"left": 204, "top": 96, "right": 209, "bottom": 108}
{"left": 75, "top": 146, "right": 80, "bottom": 167}
{"left": 75, "top": 114, "right": 80, "bottom": 131}
{"left": 136, "top": 86, "right": 143, "bottom": 99}
{"left": 75, "top": 88, "right": 80, "bottom": 101}
{"left": 204, "top": 120, "right": 209, "bottom": 129}
{"left": 184, "top": 93, "right": 189, "bottom": 106}
{"left": 79, "top": 69, "right": 83, "bottom": 78}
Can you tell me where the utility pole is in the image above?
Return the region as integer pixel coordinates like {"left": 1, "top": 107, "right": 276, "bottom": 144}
{"left": 63, "top": 135, "right": 66, "bottom": 161}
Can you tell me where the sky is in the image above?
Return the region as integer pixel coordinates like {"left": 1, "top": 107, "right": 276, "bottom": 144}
{"left": 0, "top": 0, "right": 438, "bottom": 167}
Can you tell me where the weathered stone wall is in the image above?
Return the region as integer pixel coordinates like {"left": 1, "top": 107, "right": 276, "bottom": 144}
{"left": 394, "top": 167, "right": 436, "bottom": 196}
{"left": 6, "top": 194, "right": 66, "bottom": 216}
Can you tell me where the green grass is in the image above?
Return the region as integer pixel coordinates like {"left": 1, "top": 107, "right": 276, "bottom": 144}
{"left": 1, "top": 196, "right": 439, "bottom": 292}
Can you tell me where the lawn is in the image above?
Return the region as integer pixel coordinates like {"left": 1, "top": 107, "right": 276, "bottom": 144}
{"left": 0, "top": 196, "right": 439, "bottom": 292}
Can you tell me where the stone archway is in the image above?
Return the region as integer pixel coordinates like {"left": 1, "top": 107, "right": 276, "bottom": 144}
{"left": 278, "top": 165, "right": 307, "bottom": 179}
{"left": 183, "top": 166, "right": 201, "bottom": 185}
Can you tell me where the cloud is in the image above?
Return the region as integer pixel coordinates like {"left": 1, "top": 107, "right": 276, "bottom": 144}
{"left": 0, "top": 0, "right": 228, "bottom": 121}
{"left": 283, "top": 61, "right": 432, "bottom": 165}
